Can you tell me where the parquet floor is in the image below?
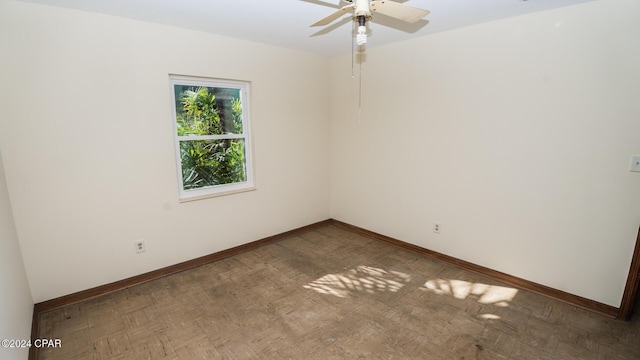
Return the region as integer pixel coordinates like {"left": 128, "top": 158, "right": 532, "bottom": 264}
{"left": 37, "top": 225, "right": 640, "bottom": 359}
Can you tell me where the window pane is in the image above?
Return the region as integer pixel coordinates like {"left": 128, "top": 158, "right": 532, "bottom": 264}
{"left": 179, "top": 139, "right": 247, "bottom": 190}
{"left": 174, "top": 85, "right": 243, "bottom": 136}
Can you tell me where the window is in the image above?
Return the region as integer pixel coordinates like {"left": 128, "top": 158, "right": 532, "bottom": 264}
{"left": 169, "top": 75, "right": 254, "bottom": 200}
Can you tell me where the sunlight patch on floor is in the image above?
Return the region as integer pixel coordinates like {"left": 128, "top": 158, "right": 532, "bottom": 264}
{"left": 303, "top": 266, "right": 411, "bottom": 298}
{"left": 422, "top": 279, "right": 518, "bottom": 307}
{"left": 478, "top": 313, "right": 501, "bottom": 320}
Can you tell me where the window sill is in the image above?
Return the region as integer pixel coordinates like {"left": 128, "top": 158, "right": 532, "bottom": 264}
{"left": 179, "top": 186, "right": 256, "bottom": 203}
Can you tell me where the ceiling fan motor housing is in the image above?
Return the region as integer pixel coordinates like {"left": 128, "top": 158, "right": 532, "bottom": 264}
{"left": 354, "top": 0, "right": 371, "bottom": 17}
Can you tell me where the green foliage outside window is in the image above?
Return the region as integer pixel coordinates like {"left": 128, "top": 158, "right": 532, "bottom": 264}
{"left": 175, "top": 86, "right": 246, "bottom": 190}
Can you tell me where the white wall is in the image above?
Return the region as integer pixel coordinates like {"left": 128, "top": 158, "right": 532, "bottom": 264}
{"left": 0, "top": 148, "right": 33, "bottom": 360}
{"left": 2, "top": 0, "right": 638, "bottom": 310}
{"left": 330, "top": 0, "right": 640, "bottom": 307}
{"left": 0, "top": 1, "right": 331, "bottom": 302}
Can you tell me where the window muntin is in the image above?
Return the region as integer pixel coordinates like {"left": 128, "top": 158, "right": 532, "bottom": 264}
{"left": 170, "top": 75, "right": 253, "bottom": 200}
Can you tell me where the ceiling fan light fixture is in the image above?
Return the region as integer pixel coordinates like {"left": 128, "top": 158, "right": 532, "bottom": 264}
{"left": 356, "top": 25, "right": 367, "bottom": 45}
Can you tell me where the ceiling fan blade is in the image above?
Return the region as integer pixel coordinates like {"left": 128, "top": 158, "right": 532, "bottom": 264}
{"left": 310, "top": 4, "right": 354, "bottom": 27}
{"left": 371, "top": 14, "right": 429, "bottom": 34}
{"left": 310, "top": 17, "right": 352, "bottom": 37}
{"left": 370, "top": 0, "right": 429, "bottom": 23}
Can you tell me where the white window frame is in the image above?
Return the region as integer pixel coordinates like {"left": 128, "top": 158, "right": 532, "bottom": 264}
{"left": 169, "top": 75, "right": 254, "bottom": 201}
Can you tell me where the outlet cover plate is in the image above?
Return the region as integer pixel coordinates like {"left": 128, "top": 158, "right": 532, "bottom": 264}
{"left": 630, "top": 155, "right": 640, "bottom": 172}
{"left": 135, "top": 240, "right": 145, "bottom": 254}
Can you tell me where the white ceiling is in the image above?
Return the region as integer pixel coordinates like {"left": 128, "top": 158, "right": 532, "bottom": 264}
{"left": 18, "top": 0, "right": 596, "bottom": 55}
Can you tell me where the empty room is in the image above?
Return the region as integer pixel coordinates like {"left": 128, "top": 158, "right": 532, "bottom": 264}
{"left": 1, "top": 0, "right": 640, "bottom": 359}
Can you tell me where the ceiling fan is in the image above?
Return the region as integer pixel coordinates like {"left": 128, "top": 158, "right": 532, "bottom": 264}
{"left": 309, "top": 0, "right": 430, "bottom": 46}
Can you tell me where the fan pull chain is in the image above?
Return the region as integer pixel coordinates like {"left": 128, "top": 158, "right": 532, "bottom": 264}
{"left": 358, "top": 59, "right": 362, "bottom": 120}
{"left": 351, "top": 20, "right": 355, "bottom": 79}
{"left": 350, "top": 19, "right": 362, "bottom": 121}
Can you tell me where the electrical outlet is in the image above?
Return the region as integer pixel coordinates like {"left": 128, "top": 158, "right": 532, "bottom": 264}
{"left": 433, "top": 223, "right": 441, "bottom": 234}
{"left": 135, "top": 240, "right": 145, "bottom": 254}
{"left": 630, "top": 155, "right": 640, "bottom": 172}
